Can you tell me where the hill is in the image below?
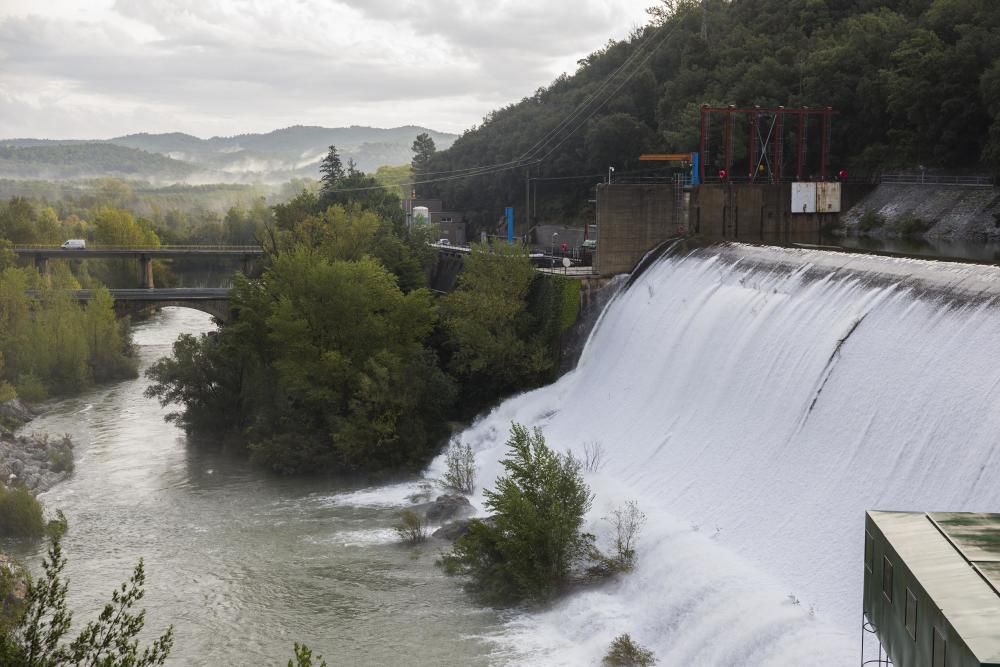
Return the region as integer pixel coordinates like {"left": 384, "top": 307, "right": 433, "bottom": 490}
{"left": 0, "top": 125, "right": 458, "bottom": 183}
{"left": 422, "top": 0, "right": 1000, "bottom": 228}
{"left": 0, "top": 143, "right": 199, "bottom": 182}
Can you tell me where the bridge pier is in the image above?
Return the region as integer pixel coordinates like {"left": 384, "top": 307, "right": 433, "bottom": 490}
{"left": 139, "top": 255, "right": 154, "bottom": 289}
{"left": 34, "top": 254, "right": 50, "bottom": 284}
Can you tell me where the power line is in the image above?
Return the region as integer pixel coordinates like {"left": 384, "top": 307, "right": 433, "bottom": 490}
{"left": 329, "top": 22, "right": 680, "bottom": 194}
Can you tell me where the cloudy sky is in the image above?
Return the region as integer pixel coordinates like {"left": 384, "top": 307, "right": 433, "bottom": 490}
{"left": 0, "top": 0, "right": 653, "bottom": 139}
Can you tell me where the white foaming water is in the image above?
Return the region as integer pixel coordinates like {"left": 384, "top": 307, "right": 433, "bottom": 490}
{"left": 422, "top": 246, "right": 1000, "bottom": 666}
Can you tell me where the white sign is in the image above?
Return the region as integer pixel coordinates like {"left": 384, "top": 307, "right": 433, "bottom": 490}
{"left": 792, "top": 183, "right": 816, "bottom": 214}
{"left": 562, "top": 257, "right": 572, "bottom": 268}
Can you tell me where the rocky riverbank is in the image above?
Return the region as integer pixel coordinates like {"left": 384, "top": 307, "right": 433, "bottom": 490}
{"left": 0, "top": 399, "right": 74, "bottom": 494}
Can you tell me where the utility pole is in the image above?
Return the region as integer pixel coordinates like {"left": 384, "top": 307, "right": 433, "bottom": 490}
{"left": 701, "top": 0, "right": 708, "bottom": 41}
{"left": 525, "top": 165, "right": 531, "bottom": 241}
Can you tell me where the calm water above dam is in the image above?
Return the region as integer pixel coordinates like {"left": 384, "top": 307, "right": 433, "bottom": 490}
{"left": 9, "top": 308, "right": 501, "bottom": 665}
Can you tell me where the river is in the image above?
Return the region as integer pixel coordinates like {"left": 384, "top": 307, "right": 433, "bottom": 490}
{"left": 10, "top": 307, "right": 502, "bottom": 665}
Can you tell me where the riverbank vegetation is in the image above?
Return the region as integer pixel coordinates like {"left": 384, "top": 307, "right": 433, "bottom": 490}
{"left": 145, "top": 149, "right": 578, "bottom": 474}
{"left": 0, "top": 269, "right": 137, "bottom": 402}
{"left": 422, "top": 0, "right": 1000, "bottom": 230}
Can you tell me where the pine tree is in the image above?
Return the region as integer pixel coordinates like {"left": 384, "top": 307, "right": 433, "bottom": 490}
{"left": 319, "top": 145, "right": 345, "bottom": 194}
{"left": 410, "top": 133, "right": 436, "bottom": 176}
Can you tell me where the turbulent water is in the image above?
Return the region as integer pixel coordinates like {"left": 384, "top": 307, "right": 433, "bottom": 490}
{"left": 419, "top": 245, "right": 1000, "bottom": 665}
{"left": 11, "top": 245, "right": 1000, "bottom": 666}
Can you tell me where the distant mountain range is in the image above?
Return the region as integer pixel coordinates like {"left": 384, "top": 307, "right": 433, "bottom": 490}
{"left": 0, "top": 125, "right": 457, "bottom": 183}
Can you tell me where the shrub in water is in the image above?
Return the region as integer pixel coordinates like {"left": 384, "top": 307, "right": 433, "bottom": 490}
{"left": 394, "top": 510, "right": 428, "bottom": 544}
{"left": 606, "top": 501, "right": 647, "bottom": 572}
{"left": 602, "top": 633, "right": 656, "bottom": 666}
{"left": 442, "top": 440, "right": 476, "bottom": 494}
{"left": 442, "top": 423, "right": 593, "bottom": 604}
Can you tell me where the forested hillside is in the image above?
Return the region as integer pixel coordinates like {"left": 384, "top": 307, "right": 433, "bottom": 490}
{"left": 423, "top": 0, "right": 1000, "bottom": 227}
{"left": 0, "top": 144, "right": 197, "bottom": 182}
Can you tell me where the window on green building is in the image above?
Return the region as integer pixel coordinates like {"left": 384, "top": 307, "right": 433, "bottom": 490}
{"left": 882, "top": 556, "right": 894, "bottom": 604}
{"left": 905, "top": 588, "right": 917, "bottom": 639}
{"left": 933, "top": 627, "right": 946, "bottom": 667}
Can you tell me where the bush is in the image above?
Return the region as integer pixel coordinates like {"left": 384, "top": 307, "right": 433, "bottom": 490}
{"left": 602, "top": 634, "right": 656, "bottom": 666}
{"left": 858, "top": 209, "right": 886, "bottom": 233}
{"left": 441, "top": 423, "right": 593, "bottom": 605}
{"left": 0, "top": 486, "right": 45, "bottom": 538}
{"left": 394, "top": 510, "right": 428, "bottom": 545}
{"left": 45, "top": 510, "right": 68, "bottom": 541}
{"left": 47, "top": 436, "right": 74, "bottom": 474}
{"left": 606, "top": 501, "right": 647, "bottom": 572}
{"left": 895, "top": 214, "right": 932, "bottom": 237}
{"left": 14, "top": 373, "right": 47, "bottom": 405}
{"left": 442, "top": 440, "right": 476, "bottom": 494}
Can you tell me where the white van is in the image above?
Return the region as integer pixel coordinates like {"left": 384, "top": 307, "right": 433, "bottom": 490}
{"left": 61, "top": 239, "right": 86, "bottom": 249}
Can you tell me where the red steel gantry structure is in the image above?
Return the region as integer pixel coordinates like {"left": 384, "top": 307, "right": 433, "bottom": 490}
{"left": 698, "top": 105, "right": 837, "bottom": 185}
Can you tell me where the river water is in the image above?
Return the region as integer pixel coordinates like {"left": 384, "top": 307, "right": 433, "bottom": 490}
{"left": 10, "top": 308, "right": 502, "bottom": 665}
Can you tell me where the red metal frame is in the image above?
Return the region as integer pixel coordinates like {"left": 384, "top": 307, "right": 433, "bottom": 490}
{"left": 698, "top": 105, "right": 837, "bottom": 184}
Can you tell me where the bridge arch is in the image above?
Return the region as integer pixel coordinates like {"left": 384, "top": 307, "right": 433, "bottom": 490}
{"left": 112, "top": 299, "right": 233, "bottom": 325}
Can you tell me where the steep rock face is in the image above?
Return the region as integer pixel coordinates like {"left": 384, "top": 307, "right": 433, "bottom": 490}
{"left": 842, "top": 184, "right": 1000, "bottom": 239}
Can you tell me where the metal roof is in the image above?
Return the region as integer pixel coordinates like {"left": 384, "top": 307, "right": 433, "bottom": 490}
{"left": 869, "top": 511, "right": 1000, "bottom": 664}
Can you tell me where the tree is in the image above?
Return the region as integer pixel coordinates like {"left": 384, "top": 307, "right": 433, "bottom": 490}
{"left": 0, "top": 537, "right": 173, "bottom": 666}
{"left": 442, "top": 423, "right": 594, "bottom": 604}
{"left": 411, "top": 133, "right": 437, "bottom": 178}
{"left": 318, "top": 145, "right": 345, "bottom": 194}
{"left": 442, "top": 243, "right": 552, "bottom": 413}
{"left": 146, "top": 249, "right": 455, "bottom": 474}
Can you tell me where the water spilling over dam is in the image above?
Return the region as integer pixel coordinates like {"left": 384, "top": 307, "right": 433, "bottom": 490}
{"left": 421, "top": 244, "right": 1000, "bottom": 665}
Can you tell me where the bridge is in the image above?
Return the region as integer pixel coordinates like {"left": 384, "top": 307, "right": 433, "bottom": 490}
{"left": 62, "top": 288, "right": 235, "bottom": 323}
{"left": 14, "top": 245, "right": 264, "bottom": 289}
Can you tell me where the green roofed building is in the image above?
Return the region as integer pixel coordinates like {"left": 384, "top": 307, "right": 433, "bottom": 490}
{"left": 864, "top": 511, "right": 1000, "bottom": 667}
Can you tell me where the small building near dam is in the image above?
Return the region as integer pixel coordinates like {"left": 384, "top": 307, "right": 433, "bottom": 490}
{"left": 863, "top": 511, "right": 1000, "bottom": 667}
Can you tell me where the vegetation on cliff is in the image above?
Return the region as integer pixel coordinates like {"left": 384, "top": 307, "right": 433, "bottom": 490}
{"left": 423, "top": 0, "right": 1000, "bottom": 228}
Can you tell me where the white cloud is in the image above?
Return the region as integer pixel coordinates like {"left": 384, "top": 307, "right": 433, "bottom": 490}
{"left": 0, "top": 0, "right": 653, "bottom": 138}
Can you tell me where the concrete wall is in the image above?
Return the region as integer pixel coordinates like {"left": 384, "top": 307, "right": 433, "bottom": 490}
{"left": 691, "top": 182, "right": 874, "bottom": 243}
{"left": 595, "top": 183, "right": 681, "bottom": 275}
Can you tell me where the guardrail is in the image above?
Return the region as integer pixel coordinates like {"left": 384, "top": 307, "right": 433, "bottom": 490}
{"left": 879, "top": 174, "right": 994, "bottom": 187}
{"left": 14, "top": 244, "right": 264, "bottom": 253}
{"left": 12, "top": 244, "right": 263, "bottom": 251}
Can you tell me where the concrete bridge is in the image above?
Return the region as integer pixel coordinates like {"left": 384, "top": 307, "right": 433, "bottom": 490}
{"left": 14, "top": 245, "right": 263, "bottom": 288}
{"left": 66, "top": 288, "right": 234, "bottom": 323}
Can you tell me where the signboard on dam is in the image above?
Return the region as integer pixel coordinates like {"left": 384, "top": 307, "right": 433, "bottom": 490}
{"left": 792, "top": 182, "right": 842, "bottom": 214}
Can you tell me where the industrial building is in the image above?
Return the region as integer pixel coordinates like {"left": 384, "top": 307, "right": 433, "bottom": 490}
{"left": 863, "top": 511, "right": 1000, "bottom": 667}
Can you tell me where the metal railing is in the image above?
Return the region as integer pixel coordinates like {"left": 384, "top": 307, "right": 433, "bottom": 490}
{"left": 13, "top": 244, "right": 263, "bottom": 251}
{"left": 879, "top": 173, "right": 994, "bottom": 187}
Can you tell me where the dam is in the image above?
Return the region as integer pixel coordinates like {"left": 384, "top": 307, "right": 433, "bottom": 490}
{"left": 415, "top": 243, "right": 1000, "bottom": 665}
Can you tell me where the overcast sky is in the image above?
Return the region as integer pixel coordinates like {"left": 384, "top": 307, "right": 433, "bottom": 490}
{"left": 0, "top": 0, "right": 653, "bottom": 139}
